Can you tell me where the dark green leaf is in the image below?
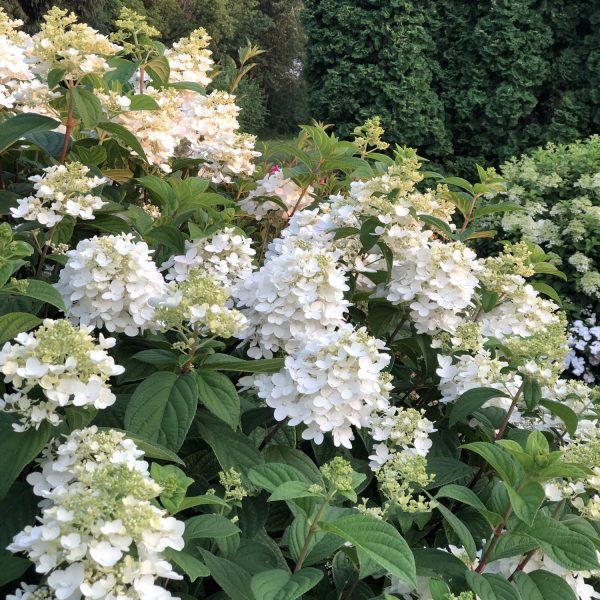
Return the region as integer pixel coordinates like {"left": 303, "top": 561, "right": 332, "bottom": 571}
{"left": 196, "top": 371, "right": 240, "bottom": 429}
{"left": 449, "top": 388, "right": 510, "bottom": 426}
{"left": 0, "top": 113, "right": 60, "bottom": 154}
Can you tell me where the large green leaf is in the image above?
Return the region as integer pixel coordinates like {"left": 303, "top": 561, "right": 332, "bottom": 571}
{"left": 184, "top": 514, "right": 240, "bottom": 541}
{"left": 504, "top": 481, "right": 545, "bottom": 526}
{"left": 449, "top": 387, "right": 510, "bottom": 426}
{"left": 248, "top": 463, "right": 312, "bottom": 492}
{"left": 71, "top": 87, "right": 103, "bottom": 129}
{"left": 199, "top": 550, "right": 255, "bottom": 600}
{"left": 201, "top": 354, "right": 285, "bottom": 373}
{"left": 0, "top": 279, "right": 66, "bottom": 312}
{"left": 97, "top": 121, "right": 148, "bottom": 162}
{"left": 0, "top": 415, "right": 51, "bottom": 499}
{"left": 513, "top": 570, "right": 577, "bottom": 600}
{"left": 461, "top": 442, "right": 518, "bottom": 485}
{"left": 0, "top": 113, "right": 60, "bottom": 153}
{"left": 124, "top": 372, "right": 198, "bottom": 451}
{"left": 0, "top": 551, "right": 31, "bottom": 587}
{"left": 434, "top": 500, "right": 476, "bottom": 561}
{"left": 164, "top": 548, "right": 209, "bottom": 581}
{"left": 195, "top": 371, "right": 240, "bottom": 429}
{"left": 250, "top": 568, "right": 323, "bottom": 600}
{"left": 319, "top": 514, "right": 416, "bottom": 586}
{"left": 0, "top": 312, "right": 41, "bottom": 345}
{"left": 436, "top": 485, "right": 502, "bottom": 528}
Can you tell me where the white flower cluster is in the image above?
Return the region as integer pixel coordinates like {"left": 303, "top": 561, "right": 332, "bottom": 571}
{"left": 11, "top": 163, "right": 108, "bottom": 227}
{"left": 235, "top": 238, "right": 349, "bottom": 358}
{"left": 0, "top": 319, "right": 123, "bottom": 431}
{"left": 162, "top": 227, "right": 255, "bottom": 292}
{"left": 8, "top": 427, "right": 184, "bottom": 600}
{"left": 368, "top": 406, "right": 436, "bottom": 468}
{"left": 56, "top": 234, "right": 166, "bottom": 336}
{"left": 565, "top": 312, "right": 600, "bottom": 384}
{"left": 165, "top": 27, "right": 213, "bottom": 86}
{"left": 239, "top": 166, "right": 313, "bottom": 220}
{"left": 246, "top": 327, "right": 392, "bottom": 448}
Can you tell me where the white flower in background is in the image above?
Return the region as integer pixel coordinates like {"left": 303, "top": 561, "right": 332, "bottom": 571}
{"left": 245, "top": 327, "right": 392, "bottom": 448}
{"left": 55, "top": 233, "right": 166, "bottom": 336}
{"left": 565, "top": 311, "right": 600, "bottom": 384}
{"left": 166, "top": 28, "right": 214, "bottom": 86}
{"left": 239, "top": 166, "right": 313, "bottom": 220}
{"left": 151, "top": 268, "right": 248, "bottom": 339}
{"left": 235, "top": 239, "right": 349, "bottom": 358}
{"left": 8, "top": 427, "right": 184, "bottom": 600}
{"left": 162, "top": 227, "right": 255, "bottom": 291}
{"left": 386, "top": 240, "right": 482, "bottom": 334}
{"left": 6, "top": 583, "right": 55, "bottom": 600}
{"left": 10, "top": 163, "right": 108, "bottom": 227}
{"left": 0, "top": 319, "right": 123, "bottom": 431}
{"left": 0, "top": 31, "right": 34, "bottom": 109}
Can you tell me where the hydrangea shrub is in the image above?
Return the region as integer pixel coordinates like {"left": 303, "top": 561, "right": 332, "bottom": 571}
{"left": 1, "top": 7, "right": 600, "bottom": 600}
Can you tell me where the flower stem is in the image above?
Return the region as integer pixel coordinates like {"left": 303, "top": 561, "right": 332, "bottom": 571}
{"left": 59, "top": 90, "right": 74, "bottom": 165}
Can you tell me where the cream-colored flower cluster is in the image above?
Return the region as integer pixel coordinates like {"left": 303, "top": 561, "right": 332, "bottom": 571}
{"left": 11, "top": 163, "right": 108, "bottom": 227}
{"left": 0, "top": 319, "right": 123, "bottom": 431}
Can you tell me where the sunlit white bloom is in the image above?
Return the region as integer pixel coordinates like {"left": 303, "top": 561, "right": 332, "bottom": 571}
{"left": 55, "top": 233, "right": 166, "bottom": 336}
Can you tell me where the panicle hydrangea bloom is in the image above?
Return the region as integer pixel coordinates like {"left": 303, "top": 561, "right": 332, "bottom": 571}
{"left": 0, "top": 319, "right": 123, "bottom": 431}
{"left": 151, "top": 268, "right": 248, "bottom": 339}
{"left": 8, "top": 427, "right": 184, "bottom": 600}
{"left": 10, "top": 163, "right": 108, "bottom": 227}
{"left": 30, "top": 7, "right": 121, "bottom": 80}
{"left": 368, "top": 407, "right": 436, "bottom": 468}
{"left": 55, "top": 233, "right": 166, "bottom": 336}
{"left": 6, "top": 583, "right": 54, "bottom": 600}
{"left": 244, "top": 327, "right": 392, "bottom": 448}
{"left": 235, "top": 238, "right": 349, "bottom": 358}
{"left": 162, "top": 227, "right": 255, "bottom": 292}
{"left": 239, "top": 166, "right": 313, "bottom": 220}
{"left": 565, "top": 311, "right": 600, "bottom": 384}
{"left": 165, "top": 27, "right": 213, "bottom": 86}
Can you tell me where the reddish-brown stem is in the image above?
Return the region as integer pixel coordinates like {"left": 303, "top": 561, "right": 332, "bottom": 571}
{"left": 475, "top": 502, "right": 514, "bottom": 573}
{"left": 494, "top": 383, "right": 524, "bottom": 441}
{"left": 259, "top": 421, "right": 285, "bottom": 451}
{"left": 59, "top": 91, "right": 74, "bottom": 165}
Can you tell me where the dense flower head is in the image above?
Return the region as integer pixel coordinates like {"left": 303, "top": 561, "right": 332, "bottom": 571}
{"left": 239, "top": 166, "right": 313, "bottom": 220}
{"left": 166, "top": 28, "right": 214, "bottom": 86}
{"left": 6, "top": 583, "right": 54, "bottom": 600}
{"left": 11, "top": 163, "right": 108, "bottom": 227}
{"left": 235, "top": 238, "right": 350, "bottom": 358}
{"left": 56, "top": 233, "right": 166, "bottom": 336}
{"left": 162, "top": 227, "right": 255, "bottom": 292}
{"left": 0, "top": 29, "right": 34, "bottom": 109}
{"left": 30, "top": 7, "right": 121, "bottom": 80}
{"left": 151, "top": 268, "right": 248, "bottom": 338}
{"left": 8, "top": 427, "right": 184, "bottom": 600}
{"left": 245, "top": 327, "right": 392, "bottom": 448}
{"left": 565, "top": 311, "right": 600, "bottom": 384}
{"left": 0, "top": 319, "right": 123, "bottom": 431}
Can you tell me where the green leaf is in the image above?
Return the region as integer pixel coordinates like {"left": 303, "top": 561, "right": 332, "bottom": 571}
{"left": 523, "top": 378, "right": 542, "bottom": 411}
{"left": 466, "top": 571, "right": 494, "bottom": 599}
{"left": 174, "top": 494, "right": 230, "bottom": 514}
{"left": 504, "top": 481, "right": 545, "bottom": 526}
{"left": 0, "top": 113, "right": 60, "bottom": 154}
{"left": 124, "top": 372, "right": 198, "bottom": 451}
{"left": 530, "top": 282, "right": 562, "bottom": 305}
{"left": 478, "top": 573, "right": 520, "bottom": 600}
{"left": 418, "top": 214, "right": 454, "bottom": 238}
{"left": 268, "top": 481, "right": 318, "bottom": 502}
{"left": 471, "top": 203, "right": 525, "bottom": 218}
{"left": 0, "top": 415, "right": 51, "bottom": 499}
{"left": 196, "top": 411, "right": 264, "bottom": 478}
{"left": 449, "top": 388, "right": 510, "bottom": 426}
{"left": 184, "top": 514, "right": 240, "bottom": 541}
{"left": 145, "top": 224, "right": 186, "bottom": 253}
{"left": 0, "top": 551, "right": 31, "bottom": 587}
{"left": 47, "top": 67, "right": 66, "bottom": 89}
{"left": 137, "top": 175, "right": 177, "bottom": 208}
{"left": 164, "top": 548, "right": 208, "bottom": 581}
{"left": 359, "top": 217, "right": 381, "bottom": 250}
{"left": 131, "top": 349, "right": 178, "bottom": 368}
{"left": 105, "top": 430, "right": 185, "bottom": 465}
{"left": 533, "top": 262, "right": 567, "bottom": 281}
{"left": 513, "top": 570, "right": 577, "bottom": 600}
{"left": 250, "top": 568, "right": 323, "bottom": 600}
{"left": 0, "top": 312, "right": 41, "bottom": 344}
{"left": 195, "top": 371, "right": 240, "bottom": 429}
{"left": 426, "top": 457, "right": 477, "bottom": 489}
{"left": 1, "top": 279, "right": 66, "bottom": 311}
{"left": 441, "top": 176, "right": 474, "bottom": 193}
{"left": 461, "top": 442, "right": 518, "bottom": 485}
{"left": 434, "top": 500, "right": 476, "bottom": 561}
{"left": 97, "top": 121, "right": 148, "bottom": 162}
{"left": 177, "top": 192, "right": 234, "bottom": 213}
{"left": 71, "top": 87, "right": 103, "bottom": 129}
{"left": 249, "top": 463, "right": 312, "bottom": 493}
{"left": 429, "top": 578, "right": 451, "bottom": 600}
{"left": 436, "top": 485, "right": 502, "bottom": 528}
{"left": 129, "top": 94, "right": 161, "bottom": 110}
{"left": 104, "top": 57, "right": 137, "bottom": 84}
{"left": 201, "top": 354, "right": 284, "bottom": 373}
{"left": 481, "top": 289, "right": 500, "bottom": 312}
{"left": 151, "top": 463, "right": 194, "bottom": 513}
{"left": 539, "top": 400, "right": 578, "bottom": 436}
{"left": 145, "top": 54, "right": 171, "bottom": 84}
{"left": 199, "top": 550, "right": 255, "bottom": 600}
{"left": 525, "top": 514, "right": 600, "bottom": 570}
{"left": 319, "top": 514, "right": 416, "bottom": 587}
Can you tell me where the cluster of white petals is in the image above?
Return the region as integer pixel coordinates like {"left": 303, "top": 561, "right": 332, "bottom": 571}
{"left": 0, "top": 16, "right": 34, "bottom": 109}
{"left": 11, "top": 163, "right": 108, "bottom": 227}
{"left": 0, "top": 319, "right": 123, "bottom": 431}
{"left": 239, "top": 166, "right": 313, "bottom": 220}
{"left": 8, "top": 427, "right": 184, "bottom": 600}
{"left": 56, "top": 234, "right": 166, "bottom": 336}
{"left": 165, "top": 27, "right": 213, "bottom": 86}
{"left": 7, "top": 583, "right": 54, "bottom": 600}
{"left": 368, "top": 407, "right": 436, "bottom": 468}
{"left": 235, "top": 238, "right": 349, "bottom": 358}
{"left": 162, "top": 227, "right": 255, "bottom": 292}
{"left": 246, "top": 327, "right": 392, "bottom": 448}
